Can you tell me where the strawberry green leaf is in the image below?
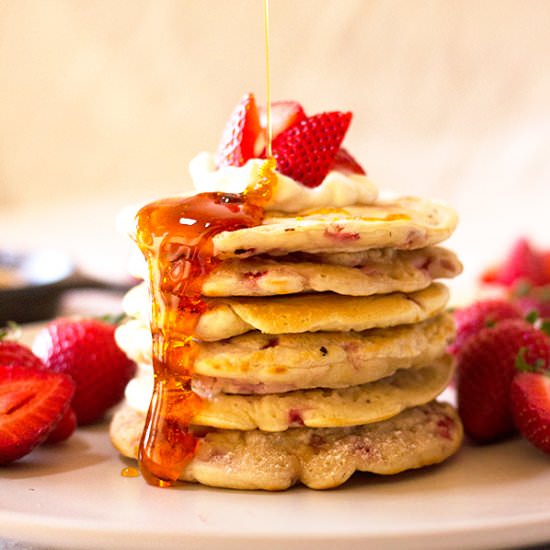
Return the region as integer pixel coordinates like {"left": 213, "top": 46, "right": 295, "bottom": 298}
{"left": 97, "top": 313, "right": 127, "bottom": 326}
{"left": 515, "top": 347, "right": 547, "bottom": 373}
{"left": 515, "top": 348, "right": 531, "bottom": 372}
{"left": 513, "top": 280, "right": 532, "bottom": 297}
{"left": 0, "top": 321, "right": 21, "bottom": 341}
{"left": 525, "top": 310, "right": 539, "bottom": 325}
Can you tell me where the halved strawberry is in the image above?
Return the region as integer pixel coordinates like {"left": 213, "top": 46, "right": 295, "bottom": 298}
{"left": 332, "top": 147, "right": 366, "bottom": 175}
{"left": 216, "top": 93, "right": 261, "bottom": 168}
{"left": 45, "top": 406, "right": 77, "bottom": 444}
{"left": 272, "top": 111, "right": 352, "bottom": 188}
{"left": 0, "top": 365, "right": 75, "bottom": 464}
{"left": 259, "top": 100, "right": 306, "bottom": 140}
{"left": 0, "top": 333, "right": 78, "bottom": 445}
{"left": 482, "top": 238, "right": 550, "bottom": 288}
{"left": 511, "top": 371, "right": 550, "bottom": 454}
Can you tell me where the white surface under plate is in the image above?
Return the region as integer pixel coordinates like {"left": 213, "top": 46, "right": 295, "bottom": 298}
{"left": 1, "top": 328, "right": 550, "bottom": 550}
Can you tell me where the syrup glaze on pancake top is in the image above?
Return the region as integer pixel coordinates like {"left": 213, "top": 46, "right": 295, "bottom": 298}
{"left": 117, "top": 94, "right": 463, "bottom": 489}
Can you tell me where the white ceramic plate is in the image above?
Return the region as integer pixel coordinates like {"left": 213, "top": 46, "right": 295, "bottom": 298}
{"left": 1, "top": 327, "right": 549, "bottom": 550}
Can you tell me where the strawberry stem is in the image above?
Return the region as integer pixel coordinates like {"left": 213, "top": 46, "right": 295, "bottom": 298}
{"left": 515, "top": 347, "right": 547, "bottom": 373}
{"left": 97, "top": 313, "right": 127, "bottom": 326}
{"left": 0, "top": 321, "right": 21, "bottom": 341}
{"left": 525, "top": 310, "right": 539, "bottom": 324}
{"left": 513, "top": 280, "right": 532, "bottom": 297}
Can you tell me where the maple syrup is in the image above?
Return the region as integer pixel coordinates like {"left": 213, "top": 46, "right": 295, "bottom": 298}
{"left": 263, "top": 0, "right": 273, "bottom": 158}
{"left": 121, "top": 466, "right": 140, "bottom": 478}
{"left": 136, "top": 194, "right": 266, "bottom": 486}
{"left": 135, "top": 0, "right": 276, "bottom": 487}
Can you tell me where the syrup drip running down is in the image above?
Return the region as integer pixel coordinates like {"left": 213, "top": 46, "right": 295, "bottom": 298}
{"left": 135, "top": 0, "right": 277, "bottom": 487}
{"left": 136, "top": 191, "right": 270, "bottom": 486}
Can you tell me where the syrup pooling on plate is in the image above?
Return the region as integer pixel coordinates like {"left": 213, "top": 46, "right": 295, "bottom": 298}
{"left": 135, "top": 176, "right": 275, "bottom": 487}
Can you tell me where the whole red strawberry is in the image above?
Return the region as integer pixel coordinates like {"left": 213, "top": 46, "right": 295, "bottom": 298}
{"left": 457, "top": 319, "right": 550, "bottom": 442}
{"left": 33, "top": 318, "right": 136, "bottom": 425}
{"left": 0, "top": 365, "right": 75, "bottom": 464}
{"left": 272, "top": 111, "right": 353, "bottom": 187}
{"left": 511, "top": 371, "right": 550, "bottom": 455}
{"left": 449, "top": 299, "right": 522, "bottom": 355}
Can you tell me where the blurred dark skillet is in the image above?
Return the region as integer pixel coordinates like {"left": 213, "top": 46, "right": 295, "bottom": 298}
{"left": 0, "top": 250, "right": 133, "bottom": 325}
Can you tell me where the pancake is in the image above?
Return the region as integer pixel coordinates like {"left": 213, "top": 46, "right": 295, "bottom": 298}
{"left": 309, "top": 246, "right": 458, "bottom": 267}
{"left": 202, "top": 246, "right": 462, "bottom": 297}
{"left": 212, "top": 196, "right": 458, "bottom": 258}
{"left": 195, "top": 283, "right": 449, "bottom": 341}
{"left": 125, "top": 355, "right": 453, "bottom": 431}
{"left": 123, "top": 282, "right": 449, "bottom": 342}
{"left": 116, "top": 314, "right": 455, "bottom": 393}
{"left": 110, "top": 400, "right": 463, "bottom": 490}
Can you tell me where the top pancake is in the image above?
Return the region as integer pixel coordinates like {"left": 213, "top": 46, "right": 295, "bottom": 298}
{"left": 212, "top": 196, "right": 458, "bottom": 258}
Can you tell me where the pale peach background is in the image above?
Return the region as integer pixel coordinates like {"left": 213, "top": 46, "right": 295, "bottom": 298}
{"left": 1, "top": 0, "right": 549, "bottom": 291}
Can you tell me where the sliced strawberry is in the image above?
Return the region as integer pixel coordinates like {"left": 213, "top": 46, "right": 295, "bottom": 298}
{"left": 34, "top": 318, "right": 136, "bottom": 425}
{"left": 272, "top": 111, "right": 352, "bottom": 188}
{"left": 216, "top": 93, "right": 261, "bottom": 168}
{"left": 511, "top": 371, "right": 550, "bottom": 454}
{"left": 332, "top": 147, "right": 366, "bottom": 175}
{"left": 0, "top": 365, "right": 75, "bottom": 464}
{"left": 0, "top": 340, "right": 46, "bottom": 370}
{"left": 484, "top": 238, "right": 550, "bottom": 288}
{"left": 259, "top": 100, "right": 306, "bottom": 140}
{"left": 45, "top": 406, "right": 77, "bottom": 444}
{"left": 456, "top": 319, "right": 550, "bottom": 442}
{"left": 449, "top": 299, "right": 522, "bottom": 355}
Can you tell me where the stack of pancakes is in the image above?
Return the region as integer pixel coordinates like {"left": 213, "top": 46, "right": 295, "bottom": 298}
{"left": 111, "top": 194, "right": 464, "bottom": 490}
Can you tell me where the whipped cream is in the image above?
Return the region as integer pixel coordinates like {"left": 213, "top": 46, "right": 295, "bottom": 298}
{"left": 125, "top": 371, "right": 153, "bottom": 414}
{"left": 189, "top": 152, "right": 378, "bottom": 213}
